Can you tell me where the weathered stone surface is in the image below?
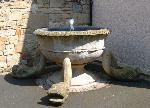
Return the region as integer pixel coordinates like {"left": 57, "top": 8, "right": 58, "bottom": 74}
{"left": 9, "top": 36, "right": 18, "bottom": 44}
{"left": 15, "top": 42, "right": 24, "bottom": 53}
{"left": 62, "top": 14, "right": 71, "bottom": 19}
{"left": 37, "top": 8, "right": 50, "bottom": 14}
{"left": 49, "top": 22, "right": 64, "bottom": 28}
{"left": 6, "top": 21, "right": 17, "bottom": 29}
{"left": 0, "top": 22, "right": 4, "bottom": 28}
{"left": 49, "top": 14, "right": 63, "bottom": 22}
{"left": 61, "top": 8, "right": 72, "bottom": 12}
{"left": 16, "top": 29, "right": 21, "bottom": 36}
{"left": 0, "top": 51, "right": 3, "bottom": 56}
{"left": 34, "top": 27, "right": 110, "bottom": 37}
{"left": 22, "top": 13, "right": 30, "bottom": 19}
{"left": 48, "top": 8, "right": 63, "bottom": 14}
{"left": 5, "top": 44, "right": 15, "bottom": 50}
{"left": 30, "top": 4, "right": 39, "bottom": 14}
{"left": 37, "top": 0, "right": 49, "bottom": 5}
{"left": 17, "top": 19, "right": 29, "bottom": 29}
{"left": 7, "top": 54, "right": 20, "bottom": 67}
{"left": 0, "top": 16, "right": 5, "bottom": 22}
{"left": 9, "top": 12, "right": 22, "bottom": 21}
{"left": 0, "top": 62, "right": 7, "bottom": 68}
{"left": 77, "top": 14, "right": 90, "bottom": 25}
{"left": 4, "top": 44, "right": 15, "bottom": 55}
{"left": 28, "top": 14, "right": 49, "bottom": 30}
{"left": 0, "top": 30, "right": 16, "bottom": 37}
{"left": 0, "top": 56, "right": 6, "bottom": 63}
{"left": 73, "top": 4, "right": 83, "bottom": 13}
{"left": 4, "top": 49, "right": 15, "bottom": 56}
{"left": 50, "top": 0, "right": 65, "bottom": 8}
{"left": 18, "top": 35, "right": 25, "bottom": 42}
{"left": 82, "top": 5, "right": 90, "bottom": 14}
{"left": 0, "top": 37, "right": 8, "bottom": 42}
{"left": 10, "top": 2, "right": 29, "bottom": 9}
{"left": 0, "top": 42, "right": 5, "bottom": 50}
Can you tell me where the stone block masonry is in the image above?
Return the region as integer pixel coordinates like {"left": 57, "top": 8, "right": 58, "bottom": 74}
{"left": 0, "top": 0, "right": 90, "bottom": 73}
{"left": 0, "top": 1, "right": 33, "bottom": 73}
{"left": 48, "top": 0, "right": 90, "bottom": 27}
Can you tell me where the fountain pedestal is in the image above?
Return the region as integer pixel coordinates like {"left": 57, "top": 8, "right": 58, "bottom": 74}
{"left": 71, "top": 65, "right": 95, "bottom": 86}
{"left": 46, "top": 62, "right": 109, "bottom": 92}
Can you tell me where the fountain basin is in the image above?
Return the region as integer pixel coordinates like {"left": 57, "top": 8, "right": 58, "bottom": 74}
{"left": 34, "top": 26, "right": 110, "bottom": 92}
{"left": 34, "top": 26, "right": 110, "bottom": 65}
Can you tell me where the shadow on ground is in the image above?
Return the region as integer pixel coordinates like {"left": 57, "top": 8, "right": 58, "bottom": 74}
{"left": 37, "top": 95, "right": 51, "bottom": 106}
{"left": 110, "top": 80, "right": 150, "bottom": 89}
{"left": 38, "top": 95, "right": 65, "bottom": 107}
{"left": 4, "top": 74, "right": 36, "bottom": 86}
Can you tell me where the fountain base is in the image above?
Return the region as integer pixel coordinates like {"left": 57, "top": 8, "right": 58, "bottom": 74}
{"left": 36, "top": 64, "right": 110, "bottom": 92}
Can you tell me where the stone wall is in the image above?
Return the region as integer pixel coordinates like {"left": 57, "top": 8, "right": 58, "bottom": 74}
{"left": 48, "top": 0, "right": 90, "bottom": 27}
{"left": 93, "top": 0, "right": 150, "bottom": 72}
{"left": 0, "top": 0, "right": 90, "bottom": 73}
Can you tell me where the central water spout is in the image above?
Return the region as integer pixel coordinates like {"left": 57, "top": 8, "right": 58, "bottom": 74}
{"left": 69, "top": 19, "right": 74, "bottom": 31}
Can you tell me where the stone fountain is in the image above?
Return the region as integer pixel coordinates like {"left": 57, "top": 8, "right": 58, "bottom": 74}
{"left": 34, "top": 26, "right": 110, "bottom": 103}
{"left": 12, "top": 20, "right": 110, "bottom": 105}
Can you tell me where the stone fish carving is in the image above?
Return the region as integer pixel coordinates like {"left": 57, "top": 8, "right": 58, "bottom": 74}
{"left": 48, "top": 58, "right": 72, "bottom": 105}
{"left": 11, "top": 49, "right": 46, "bottom": 78}
{"left": 102, "top": 49, "right": 150, "bottom": 81}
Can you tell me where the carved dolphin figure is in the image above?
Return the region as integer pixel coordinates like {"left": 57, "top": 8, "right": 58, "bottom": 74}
{"left": 11, "top": 49, "right": 46, "bottom": 78}
{"left": 48, "top": 58, "right": 72, "bottom": 105}
{"left": 102, "top": 49, "right": 150, "bottom": 81}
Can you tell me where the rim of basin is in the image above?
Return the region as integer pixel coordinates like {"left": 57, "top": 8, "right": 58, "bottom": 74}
{"left": 33, "top": 26, "right": 110, "bottom": 37}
